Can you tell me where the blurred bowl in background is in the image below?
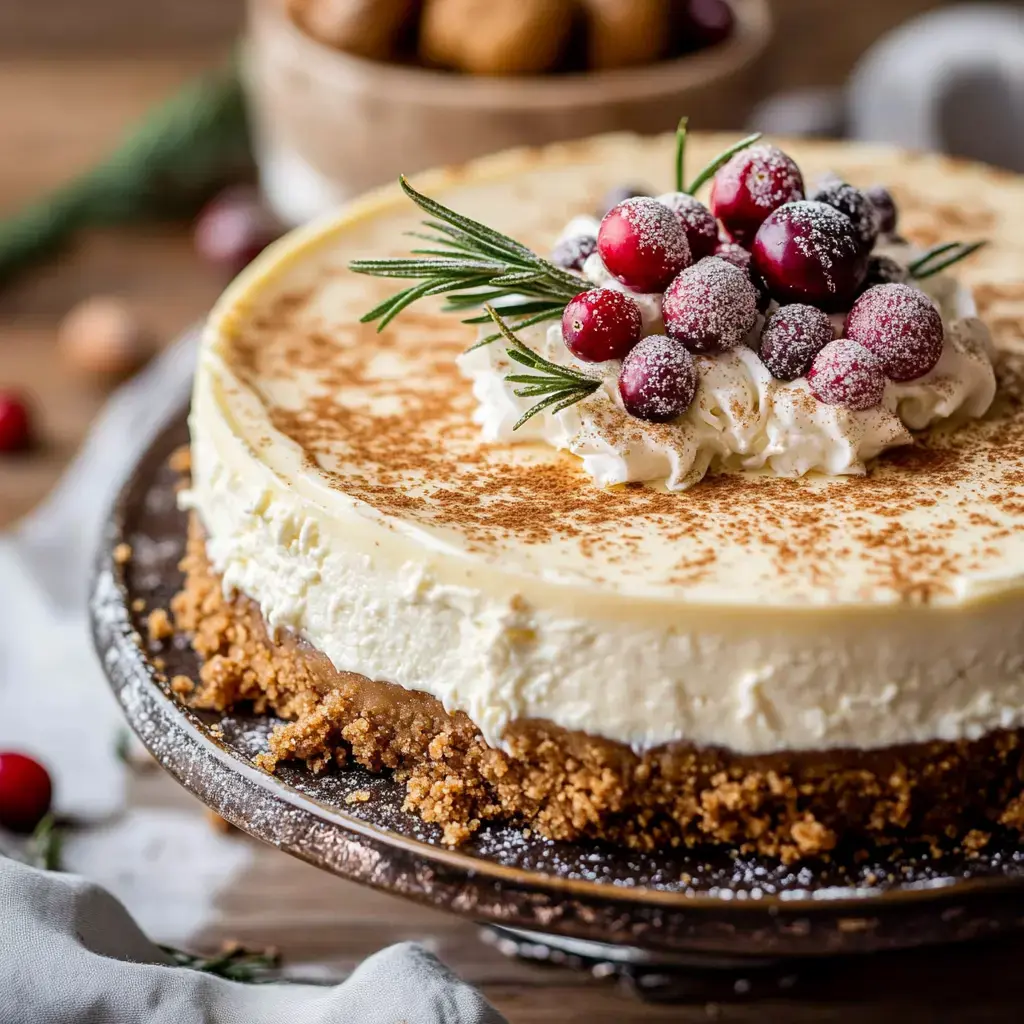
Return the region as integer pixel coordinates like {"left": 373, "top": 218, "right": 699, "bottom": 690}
{"left": 245, "top": 0, "right": 771, "bottom": 226}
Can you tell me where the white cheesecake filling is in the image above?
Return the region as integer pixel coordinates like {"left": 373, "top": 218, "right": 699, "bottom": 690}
{"left": 458, "top": 243, "right": 996, "bottom": 491}
{"left": 184, "top": 341, "right": 1024, "bottom": 757}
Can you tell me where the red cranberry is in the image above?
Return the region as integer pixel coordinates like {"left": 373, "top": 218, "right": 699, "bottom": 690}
{"left": 597, "top": 185, "right": 651, "bottom": 218}
{"left": 807, "top": 340, "right": 886, "bottom": 410}
{"left": 194, "top": 187, "right": 282, "bottom": 276}
{"left": 709, "top": 144, "right": 804, "bottom": 246}
{"left": 551, "top": 234, "right": 597, "bottom": 271}
{"left": 844, "top": 283, "right": 944, "bottom": 382}
{"left": 562, "top": 289, "right": 643, "bottom": 363}
{"left": 862, "top": 254, "right": 909, "bottom": 289}
{"left": 759, "top": 304, "right": 835, "bottom": 381}
{"left": 751, "top": 200, "right": 868, "bottom": 311}
{"left": 866, "top": 185, "right": 898, "bottom": 235}
{"left": 597, "top": 197, "right": 691, "bottom": 293}
{"left": 713, "top": 241, "right": 751, "bottom": 273}
{"left": 675, "top": 0, "right": 735, "bottom": 51}
{"left": 618, "top": 335, "right": 698, "bottom": 422}
{"left": 0, "top": 393, "right": 31, "bottom": 452}
{"left": 811, "top": 181, "right": 880, "bottom": 252}
{"left": 0, "top": 752, "right": 53, "bottom": 833}
{"left": 657, "top": 192, "right": 718, "bottom": 261}
{"left": 662, "top": 256, "right": 758, "bottom": 354}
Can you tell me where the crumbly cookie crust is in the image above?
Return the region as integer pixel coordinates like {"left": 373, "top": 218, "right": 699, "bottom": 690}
{"left": 170, "top": 517, "right": 1024, "bottom": 863}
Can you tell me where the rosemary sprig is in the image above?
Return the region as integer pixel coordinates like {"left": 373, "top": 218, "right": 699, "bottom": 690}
{"left": 675, "top": 116, "right": 689, "bottom": 193}
{"left": 485, "top": 305, "right": 601, "bottom": 430}
{"left": 30, "top": 814, "right": 63, "bottom": 871}
{"left": 350, "top": 176, "right": 584, "bottom": 332}
{"left": 908, "top": 240, "right": 987, "bottom": 280}
{"left": 686, "top": 131, "right": 762, "bottom": 195}
{"left": 159, "top": 942, "right": 281, "bottom": 984}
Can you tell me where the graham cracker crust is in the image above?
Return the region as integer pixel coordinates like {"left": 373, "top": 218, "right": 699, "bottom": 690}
{"left": 172, "top": 516, "right": 1024, "bottom": 863}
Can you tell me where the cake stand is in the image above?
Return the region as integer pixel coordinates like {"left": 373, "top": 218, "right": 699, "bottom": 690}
{"left": 90, "top": 410, "right": 1024, "bottom": 1000}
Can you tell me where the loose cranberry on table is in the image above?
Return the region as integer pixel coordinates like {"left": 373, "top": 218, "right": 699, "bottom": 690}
{"left": 807, "top": 339, "right": 886, "bottom": 410}
{"left": 759, "top": 304, "right": 835, "bottom": 381}
{"left": 597, "top": 197, "right": 691, "bottom": 293}
{"left": 865, "top": 185, "right": 899, "bottom": 235}
{"left": 709, "top": 144, "right": 804, "bottom": 246}
{"left": 752, "top": 200, "right": 868, "bottom": 311}
{"left": 551, "top": 233, "right": 597, "bottom": 271}
{"left": 618, "top": 335, "right": 698, "bottom": 422}
{"left": 662, "top": 256, "right": 758, "bottom": 354}
{"left": 561, "top": 288, "right": 643, "bottom": 362}
{"left": 194, "top": 187, "right": 283, "bottom": 276}
{"left": 0, "top": 752, "right": 52, "bottom": 833}
{"left": 0, "top": 393, "right": 32, "bottom": 453}
{"left": 844, "top": 283, "right": 944, "bottom": 382}
{"left": 811, "top": 180, "right": 880, "bottom": 252}
{"left": 656, "top": 192, "right": 718, "bottom": 262}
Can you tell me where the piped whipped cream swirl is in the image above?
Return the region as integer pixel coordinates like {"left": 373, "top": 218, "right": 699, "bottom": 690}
{"left": 458, "top": 226, "right": 996, "bottom": 490}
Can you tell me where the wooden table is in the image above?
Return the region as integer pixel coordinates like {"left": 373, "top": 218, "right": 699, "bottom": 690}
{"left": 3, "top": 43, "right": 1023, "bottom": 1024}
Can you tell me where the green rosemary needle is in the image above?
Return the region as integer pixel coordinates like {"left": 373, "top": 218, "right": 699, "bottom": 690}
{"left": 485, "top": 304, "right": 601, "bottom": 430}
{"left": 350, "top": 176, "right": 584, "bottom": 332}
{"left": 908, "top": 240, "right": 987, "bottom": 280}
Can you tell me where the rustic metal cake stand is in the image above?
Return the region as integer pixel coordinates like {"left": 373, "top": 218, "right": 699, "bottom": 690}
{"left": 91, "top": 411, "right": 1024, "bottom": 1000}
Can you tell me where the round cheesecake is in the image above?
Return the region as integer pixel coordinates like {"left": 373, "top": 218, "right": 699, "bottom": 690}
{"left": 175, "top": 133, "right": 1024, "bottom": 860}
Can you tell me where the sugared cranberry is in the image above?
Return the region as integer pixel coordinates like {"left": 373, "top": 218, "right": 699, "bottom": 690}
{"left": 675, "top": 0, "right": 735, "bottom": 51}
{"left": 656, "top": 192, "right": 718, "bottom": 262}
{"left": 807, "top": 340, "right": 886, "bottom": 410}
{"left": 709, "top": 144, "right": 804, "bottom": 246}
{"left": 0, "top": 393, "right": 31, "bottom": 453}
{"left": 844, "top": 283, "right": 944, "bottom": 382}
{"left": 866, "top": 185, "right": 898, "bottom": 235}
{"left": 713, "top": 241, "right": 751, "bottom": 273}
{"left": 551, "top": 234, "right": 597, "bottom": 271}
{"left": 811, "top": 181, "right": 880, "bottom": 252}
{"left": 0, "top": 752, "right": 52, "bottom": 833}
{"left": 597, "top": 185, "right": 651, "bottom": 218}
{"left": 751, "top": 201, "right": 868, "bottom": 311}
{"left": 863, "top": 254, "right": 909, "bottom": 289}
{"left": 662, "top": 256, "right": 758, "bottom": 354}
{"left": 194, "top": 187, "right": 282, "bottom": 276}
{"left": 562, "top": 289, "right": 643, "bottom": 363}
{"left": 597, "top": 197, "right": 691, "bottom": 293}
{"left": 618, "top": 335, "right": 698, "bottom": 422}
{"left": 759, "top": 304, "right": 835, "bottom": 381}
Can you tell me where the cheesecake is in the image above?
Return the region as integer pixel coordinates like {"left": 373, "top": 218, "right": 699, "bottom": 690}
{"left": 174, "top": 132, "right": 1024, "bottom": 862}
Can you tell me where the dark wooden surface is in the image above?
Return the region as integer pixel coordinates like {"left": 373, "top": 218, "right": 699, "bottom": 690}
{"left": 0, "top": 4, "right": 1016, "bottom": 1020}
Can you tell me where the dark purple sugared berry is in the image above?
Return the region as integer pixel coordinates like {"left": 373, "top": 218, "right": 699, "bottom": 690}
{"left": 807, "top": 340, "right": 886, "bottom": 410}
{"left": 597, "top": 185, "right": 651, "bottom": 218}
{"left": 662, "top": 256, "right": 759, "bottom": 354}
{"left": 759, "top": 304, "right": 835, "bottom": 381}
{"left": 657, "top": 192, "right": 719, "bottom": 261}
{"left": 597, "top": 197, "right": 691, "bottom": 293}
{"left": 865, "top": 185, "right": 898, "bottom": 235}
{"left": 751, "top": 200, "right": 868, "bottom": 311}
{"left": 713, "top": 241, "right": 751, "bottom": 273}
{"left": 618, "top": 335, "right": 698, "bottom": 422}
{"left": 811, "top": 180, "right": 880, "bottom": 251}
{"left": 862, "top": 254, "right": 909, "bottom": 289}
{"left": 561, "top": 288, "right": 643, "bottom": 363}
{"left": 551, "top": 234, "right": 597, "bottom": 271}
{"left": 194, "top": 186, "right": 282, "bottom": 275}
{"left": 844, "top": 283, "right": 944, "bottom": 382}
{"left": 709, "top": 144, "right": 804, "bottom": 246}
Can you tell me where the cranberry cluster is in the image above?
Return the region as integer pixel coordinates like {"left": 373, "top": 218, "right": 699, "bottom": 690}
{"left": 550, "top": 141, "right": 943, "bottom": 422}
